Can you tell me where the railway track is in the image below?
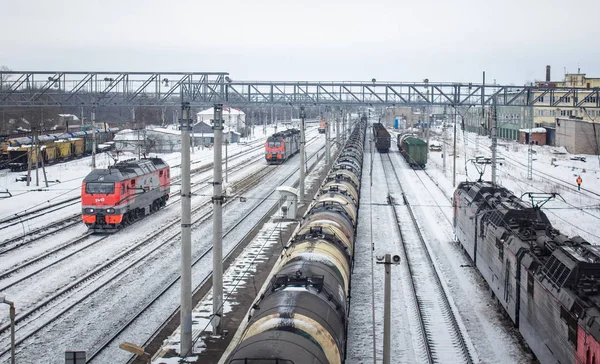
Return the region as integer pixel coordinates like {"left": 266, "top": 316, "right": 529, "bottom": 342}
{"left": 0, "top": 163, "right": 276, "bottom": 359}
{"left": 0, "top": 215, "right": 80, "bottom": 253}
{"left": 0, "top": 140, "right": 271, "bottom": 235}
{"left": 0, "top": 151, "right": 268, "bottom": 283}
{"left": 0, "top": 131, "right": 323, "bottom": 362}
{"left": 381, "top": 153, "right": 473, "bottom": 364}
{"left": 88, "top": 146, "right": 326, "bottom": 363}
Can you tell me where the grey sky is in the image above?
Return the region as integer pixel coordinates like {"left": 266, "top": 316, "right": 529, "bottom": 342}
{"left": 2, "top": 0, "right": 599, "bottom": 84}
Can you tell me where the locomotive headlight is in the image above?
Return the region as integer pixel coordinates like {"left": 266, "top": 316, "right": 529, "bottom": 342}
{"left": 85, "top": 208, "right": 95, "bottom": 213}
{"left": 106, "top": 208, "right": 115, "bottom": 214}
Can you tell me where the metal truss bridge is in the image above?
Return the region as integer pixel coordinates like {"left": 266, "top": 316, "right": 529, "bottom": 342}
{"left": 1, "top": 71, "right": 599, "bottom": 109}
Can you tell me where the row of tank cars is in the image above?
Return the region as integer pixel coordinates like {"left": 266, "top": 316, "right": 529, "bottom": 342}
{"left": 0, "top": 129, "right": 119, "bottom": 171}
{"left": 264, "top": 129, "right": 300, "bottom": 164}
{"left": 226, "top": 117, "right": 367, "bottom": 363}
{"left": 81, "top": 157, "right": 171, "bottom": 232}
{"left": 454, "top": 181, "right": 600, "bottom": 363}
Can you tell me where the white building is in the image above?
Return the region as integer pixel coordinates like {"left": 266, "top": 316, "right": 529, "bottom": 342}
{"left": 196, "top": 106, "right": 246, "bottom": 133}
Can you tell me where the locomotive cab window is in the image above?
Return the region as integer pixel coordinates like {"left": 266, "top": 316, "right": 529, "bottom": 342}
{"left": 86, "top": 182, "right": 115, "bottom": 194}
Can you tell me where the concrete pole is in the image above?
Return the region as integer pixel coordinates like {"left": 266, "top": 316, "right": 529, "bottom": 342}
{"left": 92, "top": 107, "right": 97, "bottom": 168}
{"left": 263, "top": 107, "right": 266, "bottom": 135}
{"left": 491, "top": 97, "right": 498, "bottom": 185}
{"left": 212, "top": 104, "right": 224, "bottom": 335}
{"left": 326, "top": 111, "right": 331, "bottom": 165}
{"left": 299, "top": 106, "right": 306, "bottom": 204}
{"left": 384, "top": 254, "right": 391, "bottom": 364}
{"left": 452, "top": 106, "right": 457, "bottom": 188}
{"left": 1, "top": 297, "right": 16, "bottom": 364}
{"left": 179, "top": 102, "right": 193, "bottom": 355}
{"left": 336, "top": 109, "right": 340, "bottom": 147}
{"left": 34, "top": 128, "right": 39, "bottom": 186}
{"left": 26, "top": 128, "right": 32, "bottom": 186}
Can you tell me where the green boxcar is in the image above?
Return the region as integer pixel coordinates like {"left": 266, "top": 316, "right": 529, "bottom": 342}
{"left": 402, "top": 137, "right": 428, "bottom": 168}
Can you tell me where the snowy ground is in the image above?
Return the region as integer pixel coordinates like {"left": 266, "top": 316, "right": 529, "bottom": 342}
{"left": 0, "top": 124, "right": 326, "bottom": 363}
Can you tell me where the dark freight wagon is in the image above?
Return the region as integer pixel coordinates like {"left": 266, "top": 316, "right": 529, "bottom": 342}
{"left": 372, "top": 123, "right": 391, "bottom": 152}
{"left": 398, "top": 134, "right": 427, "bottom": 168}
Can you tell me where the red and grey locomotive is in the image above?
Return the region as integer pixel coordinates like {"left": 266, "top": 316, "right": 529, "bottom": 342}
{"left": 265, "top": 129, "right": 300, "bottom": 164}
{"left": 81, "top": 158, "right": 170, "bottom": 232}
{"left": 454, "top": 181, "right": 600, "bottom": 363}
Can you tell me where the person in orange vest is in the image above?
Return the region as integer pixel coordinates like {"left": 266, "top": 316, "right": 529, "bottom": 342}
{"left": 577, "top": 176, "right": 582, "bottom": 191}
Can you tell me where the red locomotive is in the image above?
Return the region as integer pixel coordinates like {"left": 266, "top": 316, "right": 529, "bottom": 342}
{"left": 81, "top": 158, "right": 170, "bottom": 232}
{"left": 265, "top": 129, "right": 300, "bottom": 164}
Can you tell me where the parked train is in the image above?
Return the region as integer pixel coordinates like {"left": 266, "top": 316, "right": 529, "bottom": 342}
{"left": 265, "top": 129, "right": 300, "bottom": 164}
{"left": 5, "top": 129, "right": 118, "bottom": 171}
{"left": 454, "top": 181, "right": 600, "bottom": 364}
{"left": 226, "top": 119, "right": 367, "bottom": 364}
{"left": 397, "top": 133, "right": 428, "bottom": 169}
{"left": 372, "top": 122, "right": 390, "bottom": 152}
{"left": 318, "top": 119, "right": 327, "bottom": 134}
{"left": 81, "top": 158, "right": 170, "bottom": 232}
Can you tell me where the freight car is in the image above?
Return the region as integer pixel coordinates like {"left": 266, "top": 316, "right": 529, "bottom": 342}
{"left": 81, "top": 158, "right": 170, "bottom": 232}
{"left": 454, "top": 181, "right": 600, "bottom": 364}
{"left": 318, "top": 119, "right": 327, "bottom": 134}
{"left": 6, "top": 129, "right": 118, "bottom": 171}
{"left": 372, "top": 122, "right": 391, "bottom": 152}
{"left": 226, "top": 118, "right": 367, "bottom": 364}
{"left": 0, "top": 139, "right": 9, "bottom": 169}
{"left": 265, "top": 129, "right": 300, "bottom": 164}
{"left": 398, "top": 134, "right": 427, "bottom": 168}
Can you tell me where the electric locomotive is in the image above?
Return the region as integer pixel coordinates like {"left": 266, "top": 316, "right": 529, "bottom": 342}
{"left": 81, "top": 158, "right": 170, "bottom": 232}
{"left": 454, "top": 181, "right": 600, "bottom": 364}
{"left": 265, "top": 129, "right": 300, "bottom": 164}
{"left": 226, "top": 119, "right": 366, "bottom": 364}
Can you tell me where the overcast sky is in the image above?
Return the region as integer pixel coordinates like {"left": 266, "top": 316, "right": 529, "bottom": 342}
{"left": 2, "top": 0, "right": 599, "bottom": 84}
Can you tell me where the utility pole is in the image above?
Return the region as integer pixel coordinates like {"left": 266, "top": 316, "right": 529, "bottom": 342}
{"left": 325, "top": 107, "right": 331, "bottom": 165}
{"left": 91, "top": 106, "right": 97, "bottom": 168}
{"left": 443, "top": 106, "right": 447, "bottom": 175}
{"left": 179, "top": 102, "right": 193, "bottom": 355}
{"left": 212, "top": 104, "right": 224, "bottom": 335}
{"left": 491, "top": 97, "right": 498, "bottom": 185}
{"left": 376, "top": 254, "right": 401, "bottom": 364}
{"left": 271, "top": 106, "right": 274, "bottom": 133}
{"left": 336, "top": 108, "right": 340, "bottom": 147}
{"left": 227, "top": 107, "right": 231, "bottom": 183}
{"left": 34, "top": 127, "right": 39, "bottom": 186}
{"left": 38, "top": 131, "right": 49, "bottom": 188}
{"left": 452, "top": 105, "right": 457, "bottom": 187}
{"left": 342, "top": 110, "right": 346, "bottom": 140}
{"left": 299, "top": 106, "right": 306, "bottom": 204}
{"left": 527, "top": 107, "right": 533, "bottom": 180}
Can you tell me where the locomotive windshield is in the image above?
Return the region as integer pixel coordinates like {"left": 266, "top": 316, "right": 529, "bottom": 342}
{"left": 267, "top": 139, "right": 282, "bottom": 148}
{"left": 86, "top": 182, "right": 115, "bottom": 194}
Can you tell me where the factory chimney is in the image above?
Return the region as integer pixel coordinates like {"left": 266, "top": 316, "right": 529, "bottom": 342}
{"left": 546, "top": 65, "right": 551, "bottom": 82}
